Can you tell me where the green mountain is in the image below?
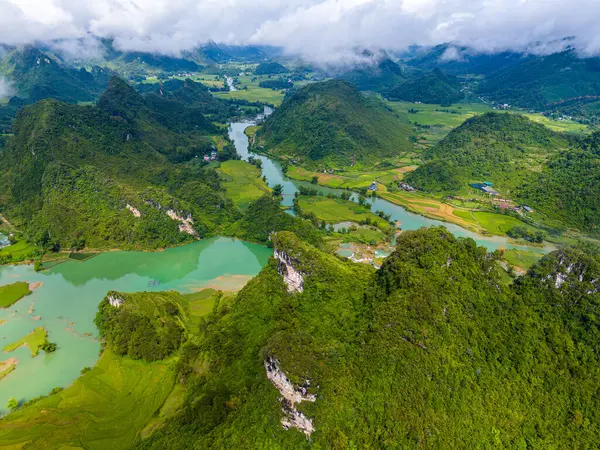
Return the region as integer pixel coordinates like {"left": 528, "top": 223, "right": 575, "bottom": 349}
{"left": 119, "top": 228, "right": 600, "bottom": 448}
{"left": 257, "top": 80, "right": 413, "bottom": 167}
{"left": 254, "top": 62, "right": 290, "bottom": 75}
{"left": 0, "top": 46, "right": 113, "bottom": 103}
{"left": 478, "top": 50, "right": 600, "bottom": 109}
{"left": 406, "top": 112, "right": 600, "bottom": 234}
{"left": 403, "top": 44, "right": 526, "bottom": 76}
{"left": 341, "top": 56, "right": 406, "bottom": 92}
{"left": 0, "top": 77, "right": 323, "bottom": 251}
{"left": 386, "top": 68, "right": 464, "bottom": 104}
{"left": 516, "top": 131, "right": 600, "bottom": 235}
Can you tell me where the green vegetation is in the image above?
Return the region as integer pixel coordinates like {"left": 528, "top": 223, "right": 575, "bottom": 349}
{"left": 407, "top": 112, "right": 600, "bottom": 235}
{"left": 501, "top": 249, "right": 543, "bottom": 271}
{"left": 0, "top": 348, "right": 176, "bottom": 450}
{"left": 0, "top": 76, "right": 313, "bottom": 251}
{"left": 257, "top": 80, "right": 413, "bottom": 167}
{"left": 3, "top": 327, "right": 48, "bottom": 356}
{"left": 341, "top": 57, "right": 406, "bottom": 93}
{"left": 478, "top": 50, "right": 600, "bottom": 109}
{"left": 132, "top": 229, "right": 600, "bottom": 448}
{"left": 254, "top": 62, "right": 289, "bottom": 75}
{"left": 0, "top": 358, "right": 17, "bottom": 381}
{"left": 386, "top": 69, "right": 464, "bottom": 104}
{"left": 3, "top": 229, "right": 600, "bottom": 447}
{"left": 0, "top": 281, "right": 31, "bottom": 308}
{"left": 218, "top": 160, "right": 271, "bottom": 210}
{"left": 297, "top": 196, "right": 390, "bottom": 229}
{"left": 0, "top": 239, "right": 40, "bottom": 264}
{"left": 0, "top": 47, "right": 112, "bottom": 103}
{"left": 95, "top": 291, "right": 186, "bottom": 362}
{"left": 214, "top": 87, "right": 285, "bottom": 106}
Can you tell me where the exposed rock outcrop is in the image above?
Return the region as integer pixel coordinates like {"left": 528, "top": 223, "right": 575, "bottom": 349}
{"left": 264, "top": 357, "right": 316, "bottom": 437}
{"left": 107, "top": 292, "right": 124, "bottom": 308}
{"left": 274, "top": 249, "right": 304, "bottom": 293}
{"left": 126, "top": 204, "right": 141, "bottom": 218}
{"left": 166, "top": 209, "right": 197, "bottom": 236}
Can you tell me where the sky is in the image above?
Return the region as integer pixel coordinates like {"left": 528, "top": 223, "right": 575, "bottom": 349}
{"left": 1, "top": 0, "right": 600, "bottom": 63}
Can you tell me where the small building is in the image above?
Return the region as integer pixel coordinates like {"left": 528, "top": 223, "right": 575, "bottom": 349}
{"left": 210, "top": 151, "right": 218, "bottom": 160}
{"left": 368, "top": 182, "right": 378, "bottom": 192}
{"left": 484, "top": 181, "right": 493, "bottom": 187}
{"left": 203, "top": 155, "right": 210, "bottom": 162}
{"left": 523, "top": 205, "right": 534, "bottom": 213}
{"left": 400, "top": 182, "right": 416, "bottom": 192}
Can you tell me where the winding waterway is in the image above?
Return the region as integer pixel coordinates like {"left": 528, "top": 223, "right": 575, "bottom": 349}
{"left": 0, "top": 238, "right": 271, "bottom": 414}
{"left": 229, "top": 109, "right": 554, "bottom": 254}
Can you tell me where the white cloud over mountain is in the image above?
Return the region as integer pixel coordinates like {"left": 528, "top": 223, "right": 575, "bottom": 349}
{"left": 1, "top": 0, "right": 600, "bottom": 61}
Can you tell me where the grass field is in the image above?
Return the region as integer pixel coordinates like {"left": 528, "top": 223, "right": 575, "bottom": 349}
{"left": 502, "top": 249, "right": 543, "bottom": 271}
{"left": 218, "top": 160, "right": 271, "bottom": 210}
{"left": 287, "top": 166, "right": 410, "bottom": 190}
{"left": 299, "top": 196, "right": 390, "bottom": 229}
{"left": 522, "top": 113, "right": 590, "bottom": 134}
{"left": 0, "top": 348, "right": 176, "bottom": 450}
{"left": 0, "top": 281, "right": 31, "bottom": 308}
{"left": 214, "top": 88, "right": 285, "bottom": 106}
{"left": 387, "top": 101, "right": 592, "bottom": 147}
{"left": 0, "top": 240, "right": 38, "bottom": 261}
{"left": 471, "top": 211, "right": 533, "bottom": 235}
{"left": 3, "top": 327, "right": 48, "bottom": 357}
{"left": 387, "top": 101, "right": 493, "bottom": 147}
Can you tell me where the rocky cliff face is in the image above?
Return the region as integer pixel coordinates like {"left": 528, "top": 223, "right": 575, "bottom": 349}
{"left": 273, "top": 248, "right": 304, "bottom": 293}
{"left": 264, "top": 357, "right": 316, "bottom": 437}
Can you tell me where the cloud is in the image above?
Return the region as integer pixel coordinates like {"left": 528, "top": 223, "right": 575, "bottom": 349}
{"left": 0, "top": 76, "right": 14, "bottom": 98}
{"left": 0, "top": 0, "right": 599, "bottom": 63}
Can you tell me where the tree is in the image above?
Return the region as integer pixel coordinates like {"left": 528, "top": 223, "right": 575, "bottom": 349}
{"left": 272, "top": 184, "right": 283, "bottom": 197}
{"left": 311, "top": 176, "right": 319, "bottom": 184}
{"left": 7, "top": 397, "right": 18, "bottom": 411}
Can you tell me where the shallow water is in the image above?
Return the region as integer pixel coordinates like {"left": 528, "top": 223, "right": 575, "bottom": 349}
{"left": 0, "top": 237, "right": 271, "bottom": 413}
{"left": 228, "top": 112, "right": 555, "bottom": 254}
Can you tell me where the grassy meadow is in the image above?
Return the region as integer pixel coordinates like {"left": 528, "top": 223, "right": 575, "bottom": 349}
{"left": 218, "top": 160, "right": 271, "bottom": 210}
{"left": 0, "top": 281, "right": 31, "bottom": 308}
{"left": 0, "top": 289, "right": 221, "bottom": 449}
{"left": 298, "top": 196, "right": 390, "bottom": 229}
{"left": 0, "top": 348, "right": 176, "bottom": 450}
{"left": 3, "top": 327, "right": 47, "bottom": 357}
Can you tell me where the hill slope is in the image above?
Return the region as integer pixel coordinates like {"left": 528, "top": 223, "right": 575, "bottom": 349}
{"left": 478, "top": 50, "right": 600, "bottom": 109}
{"left": 258, "top": 80, "right": 413, "bottom": 167}
{"left": 341, "top": 56, "right": 406, "bottom": 92}
{"left": 0, "top": 77, "right": 234, "bottom": 249}
{"left": 0, "top": 46, "right": 112, "bottom": 103}
{"left": 132, "top": 228, "right": 600, "bottom": 447}
{"left": 407, "top": 112, "right": 568, "bottom": 190}
{"left": 386, "top": 68, "right": 464, "bottom": 104}
{"left": 406, "top": 113, "right": 600, "bottom": 234}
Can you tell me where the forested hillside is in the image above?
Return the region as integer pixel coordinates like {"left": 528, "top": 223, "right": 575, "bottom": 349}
{"left": 406, "top": 112, "right": 600, "bottom": 234}
{"left": 478, "top": 50, "right": 600, "bottom": 109}
{"left": 0, "top": 77, "right": 317, "bottom": 250}
{"left": 0, "top": 46, "right": 113, "bottom": 103}
{"left": 341, "top": 56, "right": 406, "bottom": 92}
{"left": 257, "top": 80, "right": 413, "bottom": 167}
{"left": 386, "top": 68, "right": 464, "bottom": 104}
{"left": 108, "top": 228, "right": 600, "bottom": 448}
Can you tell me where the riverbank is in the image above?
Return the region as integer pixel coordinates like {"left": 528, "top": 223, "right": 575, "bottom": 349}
{"left": 0, "top": 237, "right": 271, "bottom": 414}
